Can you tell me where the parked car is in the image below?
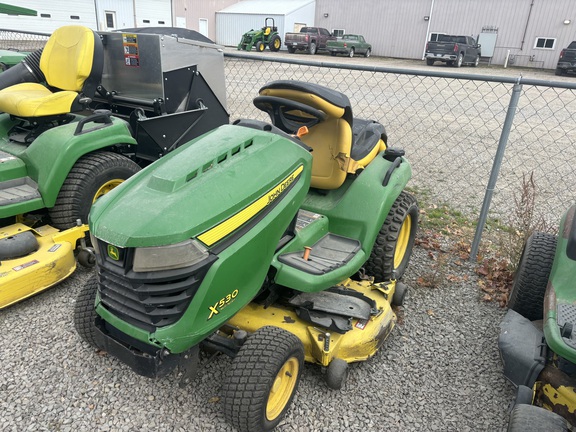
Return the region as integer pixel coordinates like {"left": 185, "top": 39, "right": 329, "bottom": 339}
{"left": 425, "top": 35, "right": 481, "bottom": 67}
{"left": 284, "top": 27, "right": 335, "bottom": 54}
{"left": 327, "top": 34, "right": 372, "bottom": 58}
{"left": 555, "top": 41, "right": 576, "bottom": 76}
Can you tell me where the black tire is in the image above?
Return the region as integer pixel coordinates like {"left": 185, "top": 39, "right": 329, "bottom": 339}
{"left": 426, "top": 58, "right": 434, "bottom": 66}
{"left": 454, "top": 53, "right": 463, "bottom": 67}
{"left": 330, "top": 51, "right": 336, "bottom": 56}
{"left": 508, "top": 404, "right": 567, "bottom": 432}
{"left": 256, "top": 41, "right": 265, "bottom": 52}
{"left": 49, "top": 151, "right": 140, "bottom": 230}
{"left": 348, "top": 47, "right": 355, "bottom": 58}
{"left": 555, "top": 68, "right": 567, "bottom": 76}
{"left": 392, "top": 282, "right": 407, "bottom": 306}
{"left": 308, "top": 41, "right": 317, "bottom": 55}
{"left": 287, "top": 46, "right": 296, "bottom": 54}
{"left": 364, "top": 48, "right": 371, "bottom": 58}
{"left": 365, "top": 192, "right": 419, "bottom": 282}
{"left": 77, "top": 248, "right": 96, "bottom": 268}
{"left": 473, "top": 54, "right": 480, "bottom": 67}
{"left": 508, "top": 232, "right": 557, "bottom": 321}
{"left": 268, "top": 35, "right": 281, "bottom": 52}
{"left": 223, "top": 326, "right": 304, "bottom": 432}
{"left": 74, "top": 277, "right": 100, "bottom": 348}
{"left": 326, "top": 358, "right": 348, "bottom": 390}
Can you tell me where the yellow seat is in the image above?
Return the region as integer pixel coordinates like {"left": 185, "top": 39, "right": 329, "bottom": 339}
{"left": 258, "top": 81, "right": 385, "bottom": 190}
{"left": 264, "top": 27, "right": 271, "bottom": 36}
{"left": 0, "top": 25, "right": 103, "bottom": 117}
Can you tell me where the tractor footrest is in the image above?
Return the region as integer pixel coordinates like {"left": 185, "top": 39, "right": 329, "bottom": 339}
{"left": 278, "top": 233, "right": 361, "bottom": 275}
{"left": 557, "top": 303, "right": 576, "bottom": 349}
{"left": 0, "top": 176, "right": 40, "bottom": 205}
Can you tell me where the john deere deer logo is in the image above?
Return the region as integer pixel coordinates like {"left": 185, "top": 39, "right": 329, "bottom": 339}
{"left": 107, "top": 244, "right": 120, "bottom": 261}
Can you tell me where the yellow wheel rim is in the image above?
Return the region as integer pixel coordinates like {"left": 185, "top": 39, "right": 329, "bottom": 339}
{"left": 274, "top": 39, "right": 280, "bottom": 49}
{"left": 393, "top": 215, "right": 412, "bottom": 269}
{"left": 266, "top": 357, "right": 299, "bottom": 421}
{"left": 93, "top": 179, "right": 124, "bottom": 203}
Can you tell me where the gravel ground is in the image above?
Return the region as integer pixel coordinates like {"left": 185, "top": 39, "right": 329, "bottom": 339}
{"left": 0, "top": 239, "right": 514, "bottom": 431}
{"left": 0, "top": 49, "right": 521, "bottom": 432}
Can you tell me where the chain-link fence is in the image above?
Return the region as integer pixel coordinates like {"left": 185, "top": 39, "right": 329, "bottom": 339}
{"left": 0, "top": 29, "right": 49, "bottom": 51}
{"left": 1, "top": 29, "right": 575, "bottom": 255}
{"left": 225, "top": 53, "right": 576, "bottom": 256}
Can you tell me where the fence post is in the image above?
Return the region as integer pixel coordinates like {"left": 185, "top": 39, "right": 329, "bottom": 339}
{"left": 470, "top": 79, "right": 523, "bottom": 261}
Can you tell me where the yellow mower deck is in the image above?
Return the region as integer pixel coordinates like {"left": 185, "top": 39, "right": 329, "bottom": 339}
{"left": 227, "top": 278, "right": 397, "bottom": 366}
{"left": 0, "top": 223, "right": 88, "bottom": 309}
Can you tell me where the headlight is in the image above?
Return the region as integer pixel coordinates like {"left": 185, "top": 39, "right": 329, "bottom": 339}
{"left": 133, "top": 239, "right": 209, "bottom": 272}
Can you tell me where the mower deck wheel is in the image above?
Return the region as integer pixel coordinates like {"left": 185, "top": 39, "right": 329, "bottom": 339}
{"left": 508, "top": 232, "right": 557, "bottom": 321}
{"left": 392, "top": 282, "right": 407, "bottom": 306}
{"left": 365, "top": 191, "right": 418, "bottom": 282}
{"left": 74, "top": 277, "right": 100, "bottom": 349}
{"left": 507, "top": 404, "right": 567, "bottom": 432}
{"left": 326, "top": 358, "right": 348, "bottom": 390}
{"left": 222, "top": 326, "right": 304, "bottom": 432}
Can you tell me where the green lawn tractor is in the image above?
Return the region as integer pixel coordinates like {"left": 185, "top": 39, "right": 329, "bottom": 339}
{"left": 0, "top": 25, "right": 228, "bottom": 309}
{"left": 75, "top": 79, "right": 418, "bottom": 431}
{"left": 238, "top": 17, "right": 282, "bottom": 52}
{"left": 498, "top": 205, "right": 576, "bottom": 431}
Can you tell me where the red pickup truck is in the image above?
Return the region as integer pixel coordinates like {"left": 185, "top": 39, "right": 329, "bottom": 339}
{"left": 284, "top": 27, "right": 335, "bottom": 55}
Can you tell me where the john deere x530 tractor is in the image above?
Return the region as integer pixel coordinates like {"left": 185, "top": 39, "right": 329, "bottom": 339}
{"left": 498, "top": 205, "right": 576, "bottom": 431}
{"left": 0, "top": 25, "right": 228, "bottom": 308}
{"left": 75, "top": 80, "right": 418, "bottom": 431}
{"left": 238, "top": 17, "right": 282, "bottom": 52}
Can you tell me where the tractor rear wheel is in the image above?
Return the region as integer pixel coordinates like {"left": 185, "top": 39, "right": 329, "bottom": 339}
{"left": 49, "top": 151, "right": 140, "bottom": 230}
{"left": 365, "top": 191, "right": 418, "bottom": 282}
{"left": 508, "top": 232, "right": 557, "bottom": 321}
{"left": 269, "top": 35, "right": 281, "bottom": 52}
{"left": 223, "top": 326, "right": 304, "bottom": 432}
{"left": 74, "top": 277, "right": 100, "bottom": 349}
{"left": 256, "top": 41, "right": 265, "bottom": 52}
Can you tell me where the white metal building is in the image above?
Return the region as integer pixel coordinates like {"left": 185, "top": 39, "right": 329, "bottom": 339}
{"left": 214, "top": 0, "right": 315, "bottom": 49}
{"left": 0, "top": 0, "right": 172, "bottom": 33}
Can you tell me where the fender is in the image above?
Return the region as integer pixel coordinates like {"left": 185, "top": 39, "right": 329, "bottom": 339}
{"left": 20, "top": 115, "right": 137, "bottom": 208}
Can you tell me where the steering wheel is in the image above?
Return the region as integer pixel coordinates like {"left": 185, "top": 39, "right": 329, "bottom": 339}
{"left": 253, "top": 95, "right": 327, "bottom": 133}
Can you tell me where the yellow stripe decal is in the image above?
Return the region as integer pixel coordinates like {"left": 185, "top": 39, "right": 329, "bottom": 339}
{"left": 198, "top": 165, "right": 304, "bottom": 247}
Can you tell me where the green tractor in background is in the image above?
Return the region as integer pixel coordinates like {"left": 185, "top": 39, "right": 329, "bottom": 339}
{"left": 238, "top": 17, "right": 282, "bottom": 52}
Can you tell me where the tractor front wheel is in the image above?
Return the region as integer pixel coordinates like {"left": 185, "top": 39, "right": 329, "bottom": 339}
{"left": 223, "top": 326, "right": 304, "bottom": 432}
{"left": 49, "top": 151, "right": 140, "bottom": 230}
{"left": 508, "top": 232, "right": 557, "bottom": 321}
{"left": 365, "top": 191, "right": 418, "bottom": 282}
{"left": 74, "top": 277, "right": 100, "bottom": 349}
{"left": 256, "top": 41, "right": 265, "bottom": 52}
{"left": 269, "top": 35, "right": 281, "bottom": 52}
{"left": 507, "top": 404, "right": 567, "bottom": 432}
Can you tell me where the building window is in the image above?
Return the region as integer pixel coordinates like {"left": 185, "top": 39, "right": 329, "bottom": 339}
{"left": 333, "top": 29, "right": 345, "bottom": 37}
{"left": 40, "top": 13, "right": 51, "bottom": 18}
{"left": 105, "top": 12, "right": 115, "bottom": 28}
{"left": 158, "top": 21, "right": 165, "bottom": 24}
{"left": 535, "top": 37, "right": 555, "bottom": 49}
{"left": 70, "top": 16, "right": 80, "bottom": 20}
{"left": 143, "top": 19, "right": 150, "bottom": 24}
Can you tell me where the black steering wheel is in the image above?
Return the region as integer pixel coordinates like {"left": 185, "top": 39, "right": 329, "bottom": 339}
{"left": 253, "top": 95, "right": 327, "bottom": 134}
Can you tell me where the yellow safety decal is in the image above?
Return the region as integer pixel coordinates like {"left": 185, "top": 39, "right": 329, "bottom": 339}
{"left": 198, "top": 165, "right": 304, "bottom": 246}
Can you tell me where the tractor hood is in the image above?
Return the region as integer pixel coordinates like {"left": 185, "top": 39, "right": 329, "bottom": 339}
{"left": 89, "top": 124, "right": 312, "bottom": 248}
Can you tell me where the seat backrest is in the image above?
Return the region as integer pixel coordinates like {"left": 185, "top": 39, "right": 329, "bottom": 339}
{"left": 259, "top": 84, "right": 353, "bottom": 190}
{"left": 263, "top": 27, "right": 271, "bottom": 36}
{"left": 40, "top": 25, "right": 103, "bottom": 97}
